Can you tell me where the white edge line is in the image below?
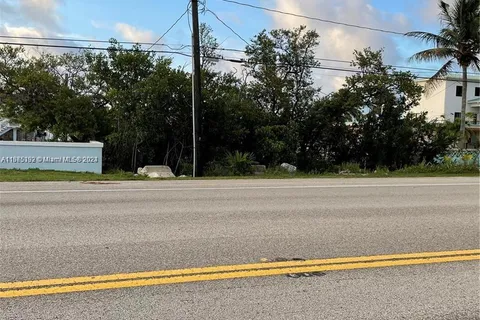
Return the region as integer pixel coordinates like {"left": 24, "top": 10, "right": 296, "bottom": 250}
{"left": 0, "top": 183, "right": 478, "bottom": 194}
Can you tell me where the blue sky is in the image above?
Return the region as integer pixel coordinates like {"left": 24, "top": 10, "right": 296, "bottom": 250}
{"left": 0, "top": 0, "right": 472, "bottom": 92}
{"left": 58, "top": 0, "right": 272, "bottom": 54}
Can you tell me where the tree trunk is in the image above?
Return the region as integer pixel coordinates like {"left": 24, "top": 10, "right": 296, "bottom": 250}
{"left": 459, "top": 65, "right": 468, "bottom": 149}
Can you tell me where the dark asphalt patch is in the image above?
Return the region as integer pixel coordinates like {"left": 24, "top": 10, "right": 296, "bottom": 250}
{"left": 264, "top": 257, "right": 327, "bottom": 278}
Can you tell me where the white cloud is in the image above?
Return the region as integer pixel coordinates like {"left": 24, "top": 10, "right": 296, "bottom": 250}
{"left": 0, "top": 23, "right": 82, "bottom": 56}
{"left": 0, "top": 24, "right": 45, "bottom": 57}
{"left": 115, "top": 23, "right": 155, "bottom": 43}
{"left": 0, "top": 0, "right": 77, "bottom": 57}
{"left": 18, "top": 0, "right": 63, "bottom": 31}
{"left": 0, "top": 0, "right": 64, "bottom": 49}
{"left": 2, "top": 24, "right": 43, "bottom": 37}
{"left": 269, "top": 0, "right": 413, "bottom": 93}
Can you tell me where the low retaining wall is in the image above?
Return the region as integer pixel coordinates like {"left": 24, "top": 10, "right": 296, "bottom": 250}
{"left": 0, "top": 141, "right": 103, "bottom": 174}
{"left": 433, "top": 149, "right": 480, "bottom": 166}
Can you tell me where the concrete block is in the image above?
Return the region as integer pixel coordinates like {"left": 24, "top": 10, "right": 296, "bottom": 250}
{"left": 137, "top": 165, "right": 175, "bottom": 178}
{"left": 280, "top": 163, "right": 297, "bottom": 173}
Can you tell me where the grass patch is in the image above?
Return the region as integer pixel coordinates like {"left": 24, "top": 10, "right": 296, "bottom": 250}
{"left": 0, "top": 163, "right": 478, "bottom": 182}
{"left": 0, "top": 169, "right": 147, "bottom": 182}
{"left": 391, "top": 163, "right": 480, "bottom": 176}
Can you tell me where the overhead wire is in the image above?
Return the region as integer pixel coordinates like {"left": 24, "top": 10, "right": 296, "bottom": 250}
{"left": 221, "top": 0, "right": 406, "bottom": 35}
{"left": 0, "top": 35, "right": 190, "bottom": 51}
{"left": 2, "top": 34, "right": 479, "bottom": 76}
{"left": 205, "top": 9, "right": 249, "bottom": 45}
{"left": 2, "top": 41, "right": 480, "bottom": 83}
{"left": 146, "top": 2, "right": 191, "bottom": 51}
{"left": 0, "top": 41, "right": 192, "bottom": 57}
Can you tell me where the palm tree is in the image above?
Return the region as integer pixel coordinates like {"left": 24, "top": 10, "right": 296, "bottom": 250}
{"left": 406, "top": 0, "right": 480, "bottom": 149}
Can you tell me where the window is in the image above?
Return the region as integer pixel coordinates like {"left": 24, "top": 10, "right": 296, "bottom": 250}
{"left": 475, "top": 87, "right": 480, "bottom": 96}
{"left": 456, "top": 86, "right": 462, "bottom": 96}
{"left": 454, "top": 112, "right": 461, "bottom": 120}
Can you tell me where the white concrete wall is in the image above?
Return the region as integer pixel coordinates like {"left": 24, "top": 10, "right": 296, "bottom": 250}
{"left": 0, "top": 141, "right": 103, "bottom": 173}
{"left": 413, "top": 80, "right": 447, "bottom": 121}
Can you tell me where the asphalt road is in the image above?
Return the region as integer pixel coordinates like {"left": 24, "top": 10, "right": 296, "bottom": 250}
{"left": 0, "top": 177, "right": 479, "bottom": 319}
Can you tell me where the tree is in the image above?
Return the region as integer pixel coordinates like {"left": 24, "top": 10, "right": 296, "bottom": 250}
{"left": 0, "top": 46, "right": 57, "bottom": 133}
{"left": 245, "top": 25, "right": 320, "bottom": 122}
{"left": 0, "top": 46, "right": 107, "bottom": 142}
{"left": 254, "top": 122, "right": 299, "bottom": 166}
{"left": 85, "top": 40, "right": 158, "bottom": 170}
{"left": 199, "top": 23, "right": 221, "bottom": 71}
{"left": 201, "top": 72, "right": 260, "bottom": 160}
{"left": 345, "top": 48, "right": 425, "bottom": 169}
{"left": 37, "top": 51, "right": 111, "bottom": 142}
{"left": 406, "top": 0, "right": 480, "bottom": 149}
{"left": 299, "top": 88, "right": 359, "bottom": 171}
{"left": 0, "top": 27, "right": 463, "bottom": 173}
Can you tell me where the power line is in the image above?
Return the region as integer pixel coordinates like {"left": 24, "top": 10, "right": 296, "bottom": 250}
{"left": 0, "top": 34, "right": 244, "bottom": 54}
{"left": 212, "top": 56, "right": 480, "bottom": 83}
{"left": 3, "top": 41, "right": 480, "bottom": 83}
{"left": 221, "top": 0, "right": 406, "bottom": 36}
{"left": 205, "top": 9, "right": 249, "bottom": 45}
{"left": 3, "top": 34, "right": 479, "bottom": 76}
{"left": 306, "top": 56, "right": 478, "bottom": 74}
{"left": 146, "top": 4, "right": 190, "bottom": 51}
{"left": 0, "top": 41, "right": 192, "bottom": 57}
{"left": 0, "top": 41, "right": 350, "bottom": 74}
{"left": 0, "top": 35, "right": 190, "bottom": 51}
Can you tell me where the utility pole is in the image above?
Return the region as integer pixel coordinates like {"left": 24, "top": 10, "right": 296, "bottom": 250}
{"left": 191, "top": 0, "right": 202, "bottom": 177}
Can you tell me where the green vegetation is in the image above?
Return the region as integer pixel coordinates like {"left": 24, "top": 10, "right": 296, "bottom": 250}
{"left": 1, "top": 1, "right": 479, "bottom": 177}
{"left": 0, "top": 41, "right": 461, "bottom": 175}
{"left": 1, "top": 162, "right": 476, "bottom": 182}
{"left": 393, "top": 163, "right": 479, "bottom": 176}
{"left": 226, "top": 151, "right": 254, "bottom": 175}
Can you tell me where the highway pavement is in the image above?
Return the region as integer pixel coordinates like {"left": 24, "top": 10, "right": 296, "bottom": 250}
{"left": 0, "top": 177, "right": 479, "bottom": 319}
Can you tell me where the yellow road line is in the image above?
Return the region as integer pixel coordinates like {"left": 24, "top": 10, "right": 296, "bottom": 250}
{"left": 1, "top": 249, "right": 479, "bottom": 290}
{"left": 1, "top": 254, "right": 478, "bottom": 298}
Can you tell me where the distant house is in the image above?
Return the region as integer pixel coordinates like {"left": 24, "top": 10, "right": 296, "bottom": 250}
{"left": 412, "top": 75, "right": 480, "bottom": 149}
{"left": 0, "top": 119, "right": 52, "bottom": 142}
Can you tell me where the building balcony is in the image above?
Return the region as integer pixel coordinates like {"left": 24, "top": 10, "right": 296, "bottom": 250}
{"left": 466, "top": 122, "right": 480, "bottom": 129}
{"left": 468, "top": 98, "right": 480, "bottom": 109}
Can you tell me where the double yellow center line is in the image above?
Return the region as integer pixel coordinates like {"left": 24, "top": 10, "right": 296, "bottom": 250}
{"left": 1, "top": 249, "right": 479, "bottom": 298}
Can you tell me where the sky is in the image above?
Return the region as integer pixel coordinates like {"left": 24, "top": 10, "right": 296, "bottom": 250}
{"left": 0, "top": 0, "right": 468, "bottom": 93}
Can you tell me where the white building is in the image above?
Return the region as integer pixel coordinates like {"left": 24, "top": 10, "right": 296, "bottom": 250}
{"left": 0, "top": 118, "right": 53, "bottom": 142}
{"left": 413, "top": 75, "right": 480, "bottom": 148}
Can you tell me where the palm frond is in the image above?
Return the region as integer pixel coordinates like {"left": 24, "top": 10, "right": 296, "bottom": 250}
{"left": 439, "top": 1, "right": 455, "bottom": 27}
{"left": 407, "top": 48, "right": 458, "bottom": 63}
{"left": 404, "top": 31, "right": 454, "bottom": 48}
{"left": 439, "top": 28, "right": 460, "bottom": 43}
{"left": 423, "top": 59, "right": 455, "bottom": 96}
{"left": 461, "top": 51, "right": 480, "bottom": 68}
{"left": 472, "top": 57, "right": 480, "bottom": 72}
